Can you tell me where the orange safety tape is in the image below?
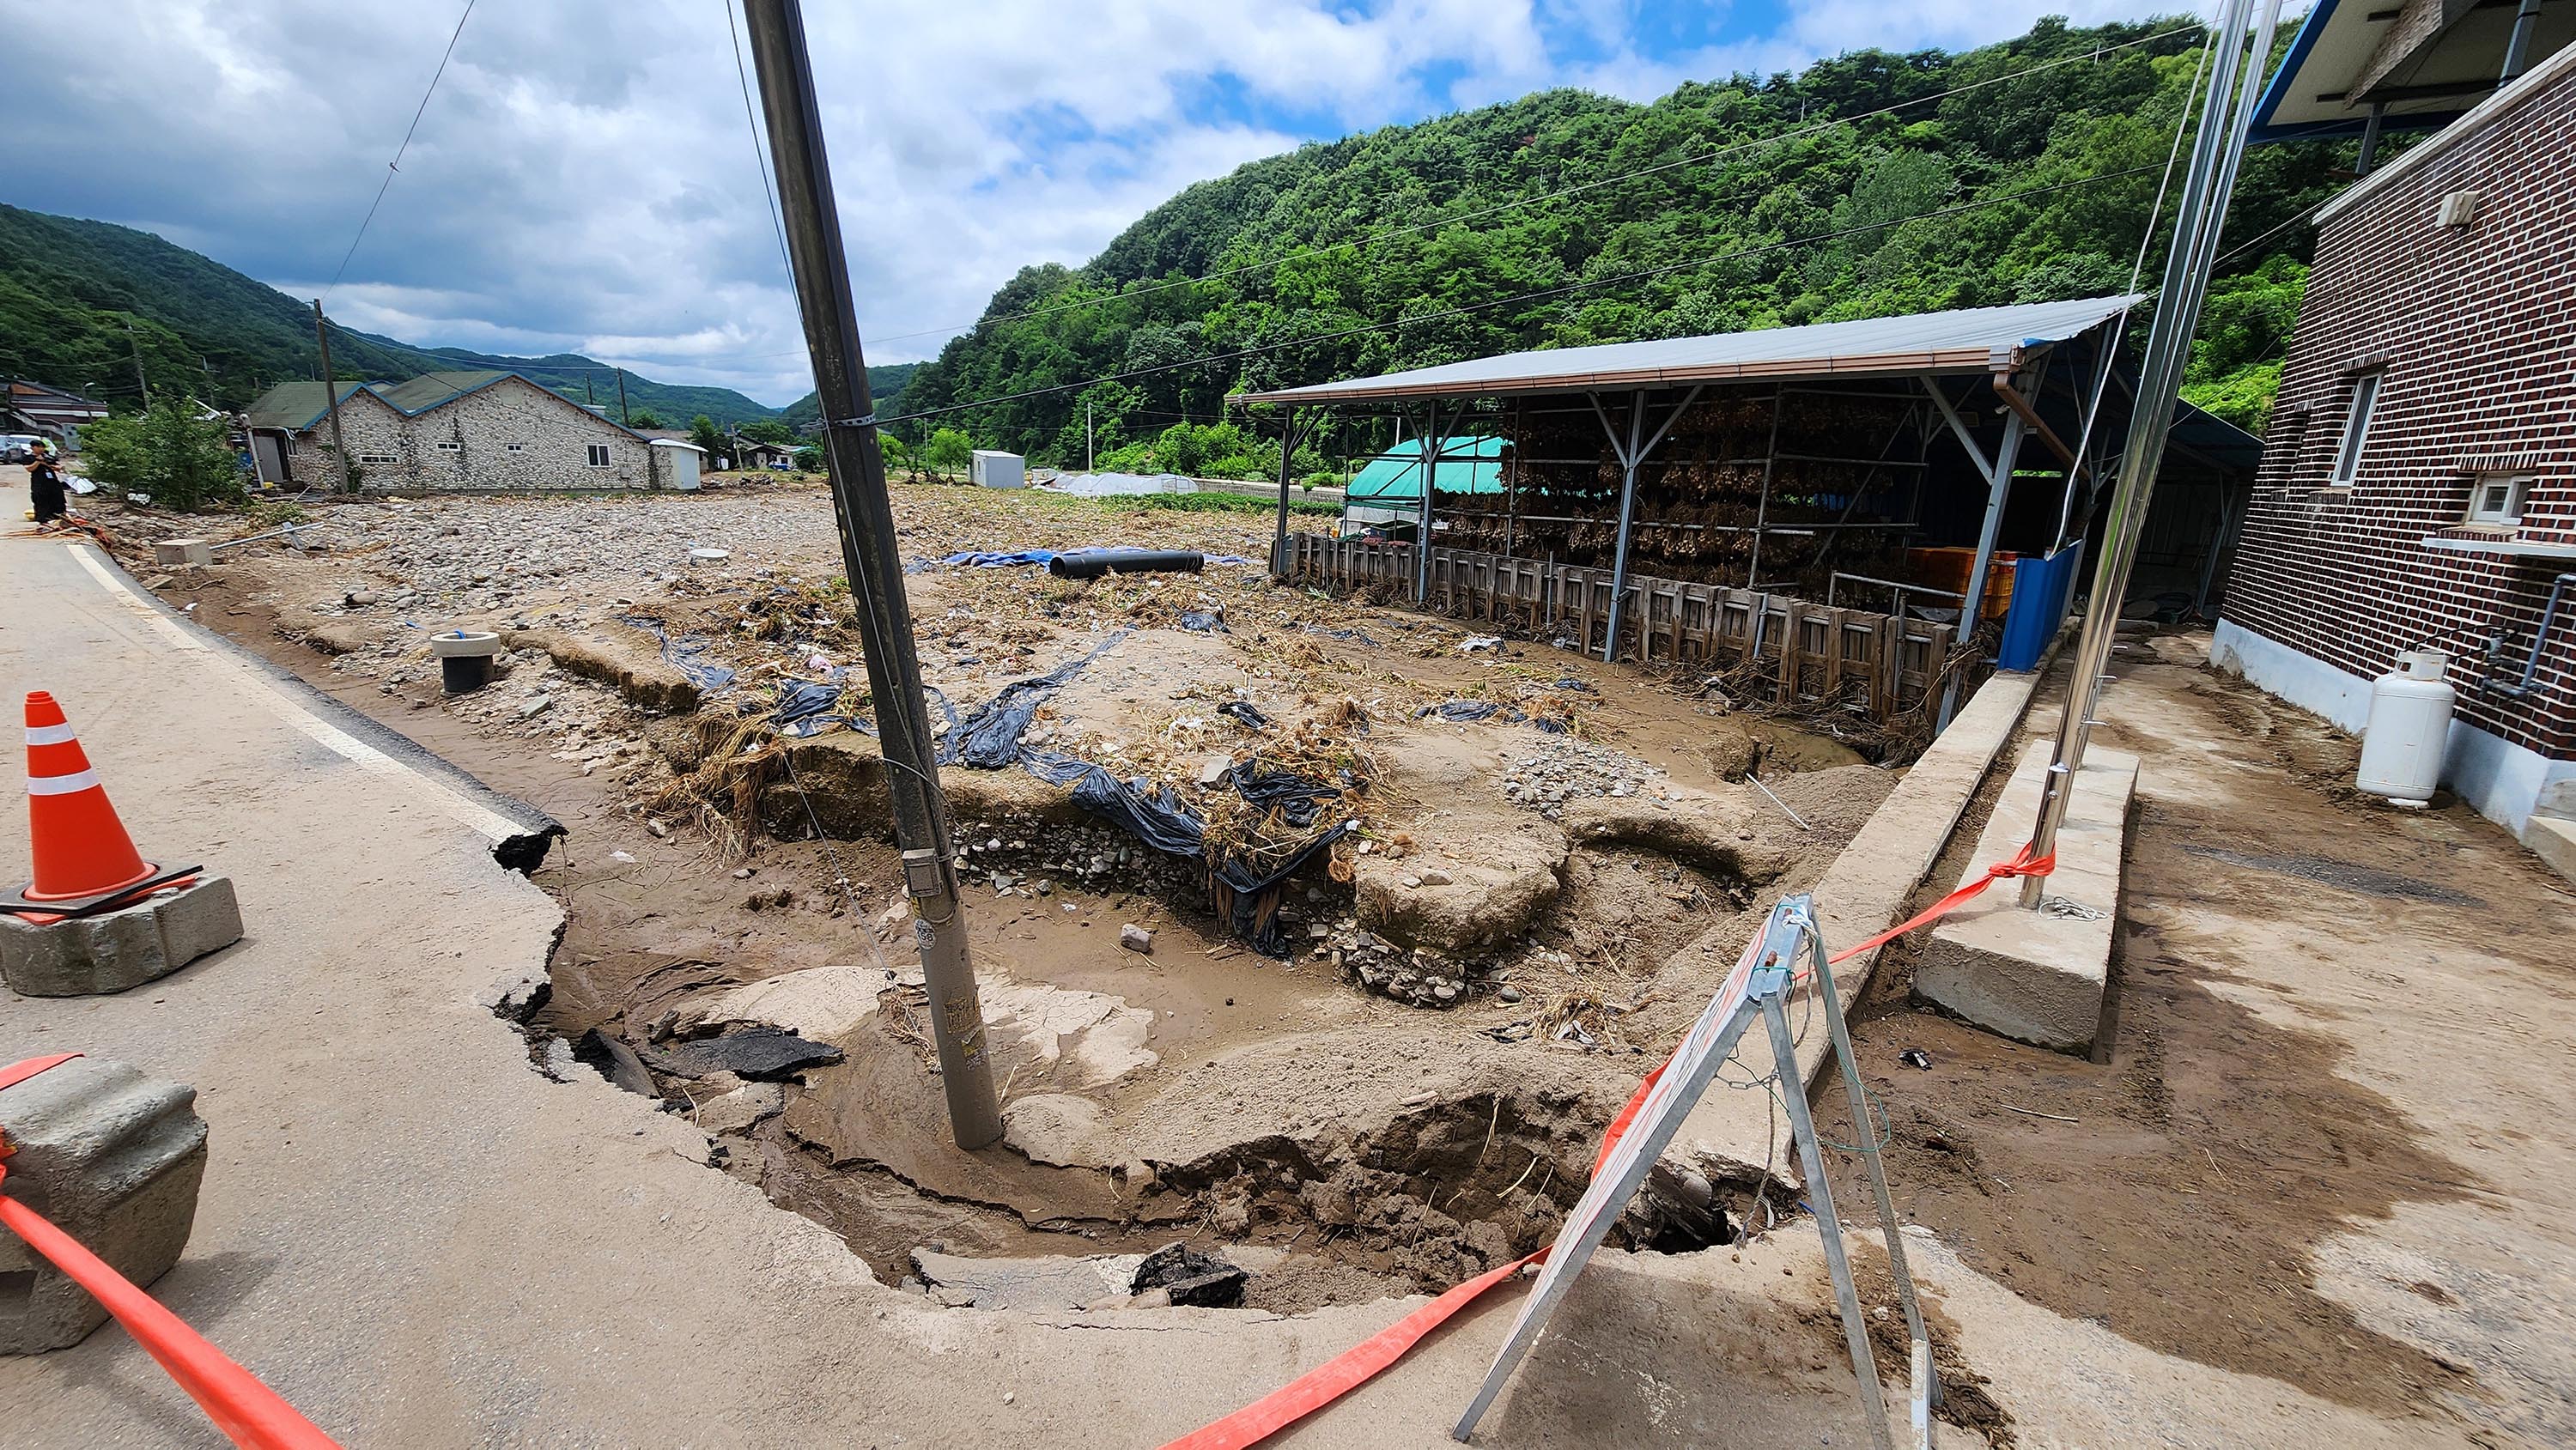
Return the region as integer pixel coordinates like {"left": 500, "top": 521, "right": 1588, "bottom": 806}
{"left": 0, "top": 1056, "right": 343, "bottom": 1450}
{"left": 1160, "top": 846, "right": 2054, "bottom": 1450}
{"left": 1824, "top": 841, "right": 2053, "bottom": 967}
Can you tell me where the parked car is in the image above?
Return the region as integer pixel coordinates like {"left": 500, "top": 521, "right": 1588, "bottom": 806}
{"left": 0, "top": 435, "right": 43, "bottom": 464}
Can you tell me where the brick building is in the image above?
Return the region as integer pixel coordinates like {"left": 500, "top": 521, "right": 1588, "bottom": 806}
{"left": 2220, "top": 38, "right": 2576, "bottom": 842}
{"left": 244, "top": 370, "right": 697, "bottom": 493}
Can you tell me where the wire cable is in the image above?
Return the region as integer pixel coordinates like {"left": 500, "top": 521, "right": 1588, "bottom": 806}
{"left": 863, "top": 21, "right": 2208, "bottom": 348}
{"left": 726, "top": 0, "right": 800, "bottom": 301}
{"left": 322, "top": 0, "right": 479, "bottom": 303}
{"left": 880, "top": 161, "right": 2167, "bottom": 427}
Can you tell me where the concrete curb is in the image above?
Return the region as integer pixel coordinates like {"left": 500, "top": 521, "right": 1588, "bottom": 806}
{"left": 1665, "top": 662, "right": 2050, "bottom": 1187}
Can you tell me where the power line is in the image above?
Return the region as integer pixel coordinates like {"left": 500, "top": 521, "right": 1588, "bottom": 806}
{"left": 725, "top": 0, "right": 799, "bottom": 300}
{"left": 863, "top": 21, "right": 2208, "bottom": 349}
{"left": 322, "top": 0, "right": 479, "bottom": 302}
{"left": 881, "top": 161, "right": 2167, "bottom": 428}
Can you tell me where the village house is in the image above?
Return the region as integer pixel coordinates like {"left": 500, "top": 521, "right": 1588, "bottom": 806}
{"left": 3, "top": 379, "right": 111, "bottom": 446}
{"left": 242, "top": 369, "right": 700, "bottom": 492}
{"left": 2220, "top": 13, "right": 2574, "bottom": 860}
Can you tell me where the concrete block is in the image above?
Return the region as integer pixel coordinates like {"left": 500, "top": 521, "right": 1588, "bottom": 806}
{"left": 1, "top": 876, "right": 242, "bottom": 998}
{"left": 2529, "top": 816, "right": 2576, "bottom": 887}
{"left": 0, "top": 1056, "right": 208, "bottom": 1352}
{"left": 1916, "top": 743, "right": 2138, "bottom": 1052}
{"left": 153, "top": 539, "right": 213, "bottom": 567}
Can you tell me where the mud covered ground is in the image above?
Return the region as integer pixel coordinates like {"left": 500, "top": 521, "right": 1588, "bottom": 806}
{"left": 1817, "top": 635, "right": 2576, "bottom": 1445}
{"left": 116, "top": 477, "right": 1903, "bottom": 1310}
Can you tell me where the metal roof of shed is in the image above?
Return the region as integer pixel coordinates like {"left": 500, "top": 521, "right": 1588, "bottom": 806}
{"left": 1235, "top": 294, "right": 2143, "bottom": 405}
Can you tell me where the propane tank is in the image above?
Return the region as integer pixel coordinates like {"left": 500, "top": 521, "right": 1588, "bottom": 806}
{"left": 2356, "top": 648, "right": 2456, "bottom": 805}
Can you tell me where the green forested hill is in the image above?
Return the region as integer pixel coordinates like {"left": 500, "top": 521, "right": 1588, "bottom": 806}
{"left": 0, "top": 203, "right": 777, "bottom": 425}
{"left": 898, "top": 15, "right": 2342, "bottom": 464}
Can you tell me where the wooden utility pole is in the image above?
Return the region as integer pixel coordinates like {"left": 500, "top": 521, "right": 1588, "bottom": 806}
{"left": 124, "top": 323, "right": 151, "bottom": 410}
{"left": 744, "top": 0, "right": 1003, "bottom": 1150}
{"left": 312, "top": 300, "right": 351, "bottom": 493}
{"left": 615, "top": 367, "right": 630, "bottom": 427}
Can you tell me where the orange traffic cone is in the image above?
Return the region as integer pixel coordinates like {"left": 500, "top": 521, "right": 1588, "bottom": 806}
{"left": 10, "top": 692, "right": 193, "bottom": 918}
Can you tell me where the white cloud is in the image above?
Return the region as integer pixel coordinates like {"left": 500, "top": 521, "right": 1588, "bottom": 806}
{"left": 0, "top": 0, "right": 2198, "bottom": 404}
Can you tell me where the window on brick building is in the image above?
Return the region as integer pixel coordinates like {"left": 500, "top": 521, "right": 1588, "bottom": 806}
{"left": 586, "top": 444, "right": 611, "bottom": 467}
{"left": 2328, "top": 371, "right": 2381, "bottom": 488}
{"left": 506, "top": 443, "right": 526, "bottom": 452}
{"left": 435, "top": 440, "right": 461, "bottom": 452}
{"left": 357, "top": 452, "right": 398, "bottom": 464}
{"left": 2466, "top": 474, "right": 2533, "bottom": 527}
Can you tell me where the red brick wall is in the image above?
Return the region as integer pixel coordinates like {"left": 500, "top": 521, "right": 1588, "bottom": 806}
{"left": 2227, "top": 57, "right": 2576, "bottom": 759}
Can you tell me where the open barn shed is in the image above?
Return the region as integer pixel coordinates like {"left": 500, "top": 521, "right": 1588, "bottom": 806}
{"left": 1239, "top": 294, "right": 2256, "bottom": 732}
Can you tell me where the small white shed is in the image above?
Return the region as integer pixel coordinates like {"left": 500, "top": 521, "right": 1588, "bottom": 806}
{"left": 649, "top": 439, "right": 707, "bottom": 492}
{"left": 970, "top": 450, "right": 1026, "bottom": 489}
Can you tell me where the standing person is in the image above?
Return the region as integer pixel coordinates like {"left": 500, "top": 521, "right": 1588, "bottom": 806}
{"left": 27, "top": 439, "right": 69, "bottom": 527}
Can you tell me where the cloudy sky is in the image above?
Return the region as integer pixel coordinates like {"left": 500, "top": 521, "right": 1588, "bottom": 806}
{"left": 4, "top": 0, "right": 2160, "bottom": 404}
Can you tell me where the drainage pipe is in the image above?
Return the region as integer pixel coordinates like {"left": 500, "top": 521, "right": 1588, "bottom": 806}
{"left": 2490, "top": 573, "right": 2574, "bottom": 698}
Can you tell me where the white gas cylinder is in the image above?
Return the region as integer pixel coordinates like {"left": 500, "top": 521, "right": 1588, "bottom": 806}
{"left": 2356, "top": 649, "right": 2456, "bottom": 805}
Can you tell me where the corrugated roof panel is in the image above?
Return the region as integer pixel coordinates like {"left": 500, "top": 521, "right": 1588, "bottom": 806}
{"left": 1236, "top": 294, "right": 2142, "bottom": 405}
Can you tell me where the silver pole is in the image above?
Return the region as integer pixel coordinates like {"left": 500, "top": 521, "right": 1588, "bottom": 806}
{"left": 1603, "top": 390, "right": 1646, "bottom": 663}
{"left": 742, "top": 0, "right": 1005, "bottom": 1144}
{"left": 2020, "top": 0, "right": 2281, "bottom": 906}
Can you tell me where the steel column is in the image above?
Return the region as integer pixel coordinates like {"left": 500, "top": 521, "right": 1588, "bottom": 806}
{"left": 2020, "top": 0, "right": 2282, "bottom": 906}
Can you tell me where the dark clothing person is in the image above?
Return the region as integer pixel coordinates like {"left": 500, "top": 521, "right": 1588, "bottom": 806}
{"left": 28, "top": 456, "right": 68, "bottom": 524}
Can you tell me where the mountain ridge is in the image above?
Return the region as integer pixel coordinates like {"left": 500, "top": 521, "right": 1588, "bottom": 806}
{"left": 0, "top": 203, "right": 779, "bottom": 426}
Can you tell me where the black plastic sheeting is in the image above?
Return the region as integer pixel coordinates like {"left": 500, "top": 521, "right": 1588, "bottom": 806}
{"left": 1179, "top": 609, "right": 1229, "bottom": 633}
{"left": 1216, "top": 701, "right": 1270, "bottom": 731}
{"left": 938, "top": 631, "right": 1129, "bottom": 767}
{"left": 1418, "top": 700, "right": 1526, "bottom": 724}
{"left": 1021, "top": 749, "right": 1351, "bottom": 953}
{"left": 623, "top": 616, "right": 737, "bottom": 695}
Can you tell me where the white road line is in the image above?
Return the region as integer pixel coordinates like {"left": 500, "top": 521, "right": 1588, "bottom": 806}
{"left": 68, "top": 544, "right": 526, "bottom": 846}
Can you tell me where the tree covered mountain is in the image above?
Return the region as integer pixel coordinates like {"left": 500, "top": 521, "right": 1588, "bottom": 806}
{"left": 0, "top": 203, "right": 778, "bottom": 426}
{"left": 896, "top": 15, "right": 2342, "bottom": 468}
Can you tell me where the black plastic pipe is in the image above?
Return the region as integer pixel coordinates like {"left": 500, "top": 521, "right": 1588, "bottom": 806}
{"left": 1048, "top": 548, "right": 1206, "bottom": 579}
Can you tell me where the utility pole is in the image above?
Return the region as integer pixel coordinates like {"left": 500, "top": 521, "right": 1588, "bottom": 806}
{"left": 1085, "top": 398, "right": 1093, "bottom": 470}
{"left": 2019, "top": 0, "right": 2283, "bottom": 906}
{"left": 312, "top": 300, "right": 352, "bottom": 494}
{"left": 615, "top": 367, "right": 630, "bottom": 427}
{"left": 124, "top": 322, "right": 151, "bottom": 410}
{"left": 743, "top": 0, "right": 1003, "bottom": 1149}
{"left": 585, "top": 373, "right": 596, "bottom": 406}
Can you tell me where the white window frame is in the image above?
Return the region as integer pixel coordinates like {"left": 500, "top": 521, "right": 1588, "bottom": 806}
{"left": 506, "top": 443, "right": 526, "bottom": 453}
{"left": 356, "top": 451, "right": 399, "bottom": 465}
{"left": 2328, "top": 371, "right": 2382, "bottom": 488}
{"left": 2465, "top": 473, "right": 2533, "bottom": 528}
{"left": 586, "top": 444, "right": 612, "bottom": 468}
{"left": 434, "top": 440, "right": 462, "bottom": 452}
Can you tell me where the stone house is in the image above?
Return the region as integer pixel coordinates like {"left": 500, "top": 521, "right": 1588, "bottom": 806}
{"left": 2223, "top": 24, "right": 2574, "bottom": 857}
{"left": 244, "top": 370, "right": 695, "bottom": 492}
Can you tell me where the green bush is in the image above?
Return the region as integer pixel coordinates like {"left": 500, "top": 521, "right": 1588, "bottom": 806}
{"left": 1133, "top": 490, "right": 1338, "bottom": 517}
{"left": 77, "top": 403, "right": 246, "bottom": 511}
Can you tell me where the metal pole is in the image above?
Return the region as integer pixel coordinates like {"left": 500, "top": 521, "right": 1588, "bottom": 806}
{"left": 2354, "top": 101, "right": 2386, "bottom": 176}
{"left": 1414, "top": 403, "right": 1443, "bottom": 604}
{"left": 1746, "top": 385, "right": 1785, "bottom": 586}
{"left": 2020, "top": 0, "right": 2281, "bottom": 907}
{"left": 1272, "top": 407, "right": 1298, "bottom": 576}
{"left": 1603, "top": 391, "right": 1646, "bottom": 663}
{"left": 1085, "top": 398, "right": 1093, "bottom": 470}
{"left": 1941, "top": 406, "right": 2025, "bottom": 731}
{"left": 742, "top": 0, "right": 1003, "bottom": 1147}
{"left": 615, "top": 367, "right": 629, "bottom": 427}
{"left": 2501, "top": 0, "right": 2543, "bottom": 81}
{"left": 312, "top": 300, "right": 351, "bottom": 494}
